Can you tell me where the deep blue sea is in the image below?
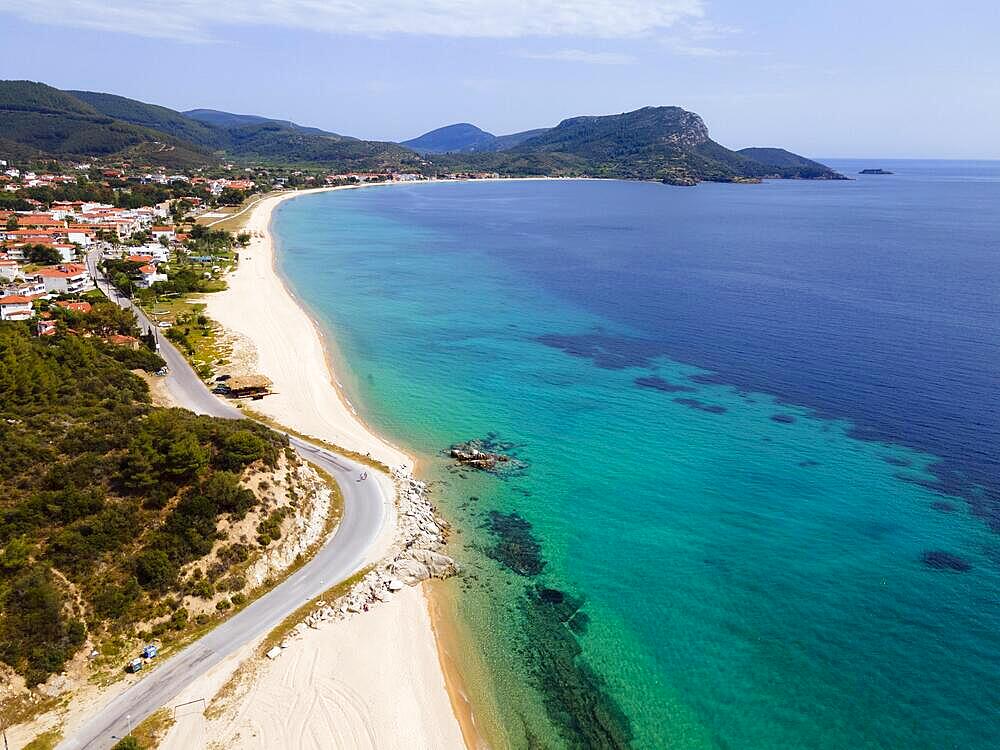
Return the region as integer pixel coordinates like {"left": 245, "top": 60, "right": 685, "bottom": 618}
{"left": 274, "top": 161, "right": 1000, "bottom": 749}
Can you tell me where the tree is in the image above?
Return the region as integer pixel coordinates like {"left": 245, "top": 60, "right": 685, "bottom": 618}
{"left": 26, "top": 245, "right": 62, "bottom": 265}
{"left": 112, "top": 735, "right": 142, "bottom": 750}
{"left": 236, "top": 232, "right": 251, "bottom": 247}
{"left": 134, "top": 549, "right": 176, "bottom": 591}
{"left": 5, "top": 215, "right": 17, "bottom": 231}
{"left": 219, "top": 188, "right": 246, "bottom": 206}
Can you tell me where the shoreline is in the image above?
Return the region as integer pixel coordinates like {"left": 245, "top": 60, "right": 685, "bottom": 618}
{"left": 203, "top": 183, "right": 479, "bottom": 749}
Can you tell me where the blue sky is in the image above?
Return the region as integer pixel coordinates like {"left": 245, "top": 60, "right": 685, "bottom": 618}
{"left": 1, "top": 1, "right": 997, "bottom": 158}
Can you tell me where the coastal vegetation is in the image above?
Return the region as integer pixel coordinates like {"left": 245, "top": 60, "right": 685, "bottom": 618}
{"left": 0, "top": 322, "right": 287, "bottom": 686}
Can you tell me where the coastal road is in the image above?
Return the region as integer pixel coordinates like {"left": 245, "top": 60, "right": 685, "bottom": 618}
{"left": 62, "top": 255, "right": 390, "bottom": 750}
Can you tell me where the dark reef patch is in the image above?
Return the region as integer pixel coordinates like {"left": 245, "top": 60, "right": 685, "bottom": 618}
{"left": 484, "top": 511, "right": 546, "bottom": 576}
{"left": 674, "top": 398, "right": 727, "bottom": 414}
{"left": 519, "top": 585, "right": 633, "bottom": 749}
{"left": 634, "top": 375, "right": 696, "bottom": 394}
{"left": 771, "top": 413, "right": 796, "bottom": 424}
{"left": 798, "top": 460, "right": 820, "bottom": 468}
{"left": 921, "top": 550, "right": 972, "bottom": 572}
{"left": 882, "top": 455, "right": 913, "bottom": 467}
{"left": 931, "top": 500, "right": 957, "bottom": 512}
{"left": 535, "top": 332, "right": 666, "bottom": 370}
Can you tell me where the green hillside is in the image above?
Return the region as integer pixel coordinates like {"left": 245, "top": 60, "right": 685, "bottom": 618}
{"left": 184, "top": 108, "right": 336, "bottom": 137}
{"left": 0, "top": 81, "right": 215, "bottom": 167}
{"left": 736, "top": 147, "right": 839, "bottom": 178}
{"left": 402, "top": 123, "right": 551, "bottom": 154}
{"left": 221, "top": 122, "right": 425, "bottom": 169}
{"left": 0, "top": 81, "right": 842, "bottom": 182}
{"left": 70, "top": 90, "right": 224, "bottom": 149}
{"left": 0, "top": 321, "right": 287, "bottom": 686}
{"left": 500, "top": 106, "right": 843, "bottom": 184}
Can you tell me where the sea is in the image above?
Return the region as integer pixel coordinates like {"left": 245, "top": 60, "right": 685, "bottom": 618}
{"left": 273, "top": 161, "right": 1000, "bottom": 750}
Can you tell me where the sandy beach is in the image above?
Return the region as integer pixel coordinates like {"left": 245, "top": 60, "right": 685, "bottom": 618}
{"left": 193, "top": 186, "right": 468, "bottom": 749}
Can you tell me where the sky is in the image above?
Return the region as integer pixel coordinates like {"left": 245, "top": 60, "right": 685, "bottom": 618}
{"left": 1, "top": 1, "right": 998, "bottom": 158}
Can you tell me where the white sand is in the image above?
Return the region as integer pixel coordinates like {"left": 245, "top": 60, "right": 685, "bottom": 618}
{"left": 161, "top": 588, "right": 461, "bottom": 750}
{"left": 206, "top": 187, "right": 412, "bottom": 475}
{"left": 193, "top": 187, "right": 466, "bottom": 749}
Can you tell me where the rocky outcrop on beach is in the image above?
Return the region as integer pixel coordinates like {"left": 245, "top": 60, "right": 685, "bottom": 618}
{"left": 276, "top": 473, "right": 458, "bottom": 645}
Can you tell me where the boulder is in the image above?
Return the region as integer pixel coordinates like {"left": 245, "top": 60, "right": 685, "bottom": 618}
{"left": 394, "top": 549, "right": 459, "bottom": 584}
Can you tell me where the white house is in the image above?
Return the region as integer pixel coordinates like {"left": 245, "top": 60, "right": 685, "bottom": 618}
{"left": 0, "top": 295, "right": 33, "bottom": 320}
{"left": 2, "top": 276, "right": 47, "bottom": 299}
{"left": 134, "top": 243, "right": 169, "bottom": 263}
{"left": 35, "top": 263, "right": 93, "bottom": 294}
{"left": 150, "top": 225, "right": 176, "bottom": 241}
{"left": 54, "top": 243, "right": 78, "bottom": 262}
{"left": 0, "top": 259, "right": 21, "bottom": 280}
{"left": 136, "top": 263, "right": 168, "bottom": 288}
{"left": 66, "top": 230, "right": 93, "bottom": 246}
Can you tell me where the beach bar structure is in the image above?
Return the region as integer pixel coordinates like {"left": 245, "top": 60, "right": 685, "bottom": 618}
{"left": 223, "top": 374, "right": 273, "bottom": 398}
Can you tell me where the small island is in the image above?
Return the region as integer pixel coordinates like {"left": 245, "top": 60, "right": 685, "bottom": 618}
{"left": 859, "top": 168, "right": 894, "bottom": 175}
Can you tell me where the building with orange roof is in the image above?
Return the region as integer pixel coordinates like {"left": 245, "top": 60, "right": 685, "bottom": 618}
{"left": 35, "top": 263, "right": 93, "bottom": 294}
{"left": 55, "top": 300, "right": 92, "bottom": 313}
{"left": 0, "top": 295, "right": 34, "bottom": 320}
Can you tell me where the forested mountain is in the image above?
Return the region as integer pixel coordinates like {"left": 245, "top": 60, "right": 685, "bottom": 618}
{"left": 0, "top": 81, "right": 211, "bottom": 168}
{"left": 736, "top": 147, "right": 838, "bottom": 178}
{"left": 404, "top": 107, "right": 843, "bottom": 183}
{"left": 183, "top": 108, "right": 336, "bottom": 136}
{"left": 78, "top": 90, "right": 424, "bottom": 170}
{"left": 402, "top": 123, "right": 549, "bottom": 154}
{"left": 0, "top": 81, "right": 423, "bottom": 171}
{"left": 69, "top": 90, "right": 222, "bottom": 148}
{"left": 0, "top": 80, "right": 842, "bottom": 183}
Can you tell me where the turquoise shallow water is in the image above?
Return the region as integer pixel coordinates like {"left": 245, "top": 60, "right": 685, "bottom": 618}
{"left": 274, "top": 167, "right": 999, "bottom": 749}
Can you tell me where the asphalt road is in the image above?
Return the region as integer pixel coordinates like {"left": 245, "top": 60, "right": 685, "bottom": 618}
{"left": 60, "top": 254, "right": 388, "bottom": 750}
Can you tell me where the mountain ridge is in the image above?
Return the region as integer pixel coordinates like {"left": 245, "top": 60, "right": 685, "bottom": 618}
{"left": 401, "top": 123, "right": 548, "bottom": 154}
{"left": 0, "top": 80, "right": 844, "bottom": 183}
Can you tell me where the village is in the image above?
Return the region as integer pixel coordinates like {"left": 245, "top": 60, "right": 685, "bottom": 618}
{"left": 0, "top": 159, "right": 501, "bottom": 339}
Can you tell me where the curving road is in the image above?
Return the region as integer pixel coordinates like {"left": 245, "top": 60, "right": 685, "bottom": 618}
{"left": 60, "top": 254, "right": 390, "bottom": 749}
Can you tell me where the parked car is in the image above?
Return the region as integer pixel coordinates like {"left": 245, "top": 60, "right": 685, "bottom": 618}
{"left": 155, "top": 367, "right": 169, "bottom": 377}
{"left": 142, "top": 644, "right": 158, "bottom": 659}
{"left": 126, "top": 657, "right": 143, "bottom": 673}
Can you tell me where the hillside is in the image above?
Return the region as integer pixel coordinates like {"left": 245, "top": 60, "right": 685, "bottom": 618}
{"left": 402, "top": 123, "right": 550, "bottom": 154}
{"left": 493, "top": 128, "right": 550, "bottom": 150}
{"left": 55, "top": 89, "right": 425, "bottom": 170}
{"left": 501, "top": 106, "right": 843, "bottom": 184}
{"left": 736, "top": 147, "right": 838, "bottom": 178}
{"left": 0, "top": 320, "right": 319, "bottom": 688}
{"left": 184, "top": 108, "right": 335, "bottom": 137}
{"left": 0, "top": 81, "right": 214, "bottom": 168}
{"left": 69, "top": 90, "right": 223, "bottom": 149}
{"left": 0, "top": 81, "right": 841, "bottom": 183}
{"left": 402, "top": 123, "right": 499, "bottom": 154}
{"left": 410, "top": 107, "right": 842, "bottom": 183}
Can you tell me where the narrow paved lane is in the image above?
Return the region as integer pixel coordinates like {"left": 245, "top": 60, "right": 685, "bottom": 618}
{"left": 60, "top": 254, "right": 390, "bottom": 749}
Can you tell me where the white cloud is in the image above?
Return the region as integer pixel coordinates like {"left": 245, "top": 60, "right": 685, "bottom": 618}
{"left": 662, "top": 18, "right": 742, "bottom": 57}
{"left": 517, "top": 49, "right": 637, "bottom": 65}
{"left": 0, "top": 1, "right": 706, "bottom": 42}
